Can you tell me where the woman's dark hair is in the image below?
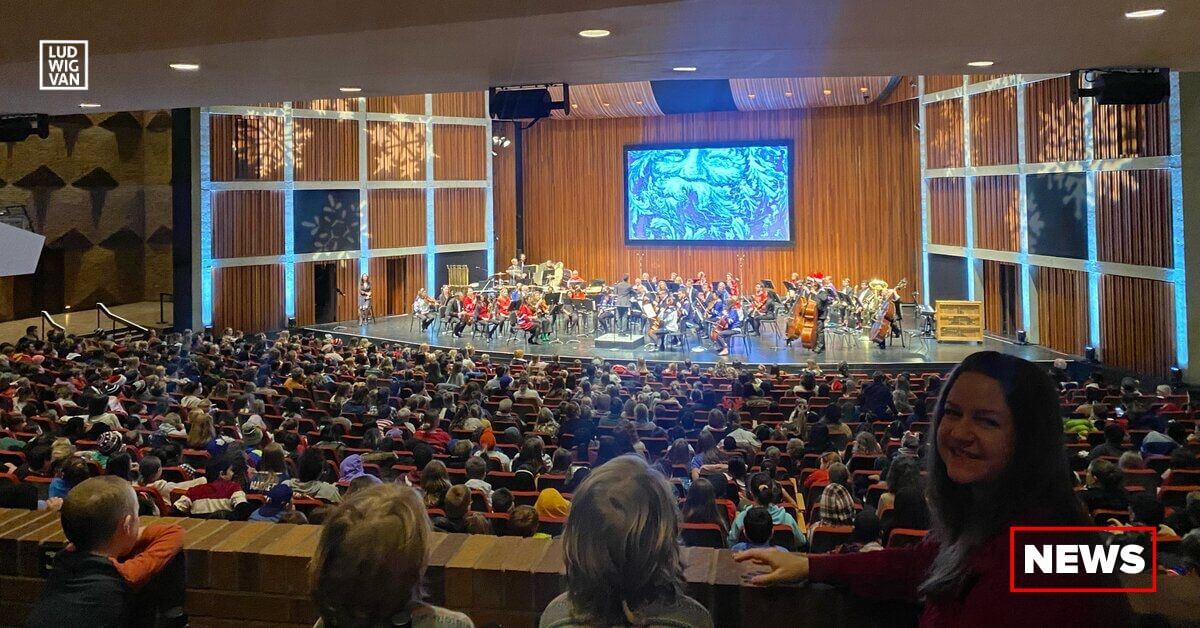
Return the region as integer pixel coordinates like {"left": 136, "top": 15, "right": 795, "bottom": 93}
{"left": 922, "top": 351, "right": 1085, "bottom": 598}
{"left": 681, "top": 477, "right": 726, "bottom": 535}
{"left": 1089, "top": 459, "right": 1123, "bottom": 491}
{"left": 297, "top": 449, "right": 326, "bottom": 483}
{"left": 886, "top": 456, "right": 922, "bottom": 497}
{"left": 748, "top": 472, "right": 776, "bottom": 506}
{"left": 105, "top": 453, "right": 133, "bottom": 480}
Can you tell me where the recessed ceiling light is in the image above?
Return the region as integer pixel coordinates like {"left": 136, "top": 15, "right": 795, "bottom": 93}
{"left": 571, "top": 103, "right": 579, "bottom": 108}
{"left": 967, "top": 60, "right": 995, "bottom": 67}
{"left": 578, "top": 29, "right": 611, "bottom": 38}
{"left": 1125, "top": 8, "right": 1165, "bottom": 18}
{"left": 602, "top": 102, "right": 610, "bottom": 107}
{"left": 822, "top": 89, "right": 832, "bottom": 95}
{"left": 747, "top": 93, "right": 756, "bottom": 99}
{"left": 859, "top": 86, "right": 869, "bottom": 92}
{"left": 169, "top": 62, "right": 200, "bottom": 71}
{"left": 635, "top": 100, "right": 643, "bottom": 105}
{"left": 672, "top": 66, "right": 697, "bottom": 72}
{"left": 339, "top": 86, "right": 362, "bottom": 93}
{"left": 79, "top": 103, "right": 101, "bottom": 108}
{"left": 784, "top": 91, "right": 793, "bottom": 97}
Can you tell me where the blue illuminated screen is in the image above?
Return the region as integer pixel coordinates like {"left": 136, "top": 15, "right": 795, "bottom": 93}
{"left": 625, "top": 142, "right": 791, "bottom": 243}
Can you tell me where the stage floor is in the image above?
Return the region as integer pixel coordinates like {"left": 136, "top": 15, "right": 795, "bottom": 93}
{"left": 304, "top": 314, "right": 1074, "bottom": 369}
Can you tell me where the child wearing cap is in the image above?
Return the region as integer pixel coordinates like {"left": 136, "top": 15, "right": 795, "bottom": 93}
{"left": 24, "top": 476, "right": 186, "bottom": 627}
{"left": 249, "top": 484, "right": 295, "bottom": 523}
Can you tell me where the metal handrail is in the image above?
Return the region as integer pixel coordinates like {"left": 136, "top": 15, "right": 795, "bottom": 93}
{"left": 40, "top": 310, "right": 65, "bottom": 337}
{"left": 95, "top": 302, "right": 149, "bottom": 333}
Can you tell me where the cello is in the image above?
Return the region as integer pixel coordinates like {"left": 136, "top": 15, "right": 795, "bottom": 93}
{"left": 868, "top": 278, "right": 907, "bottom": 344}
{"left": 785, "top": 284, "right": 819, "bottom": 350}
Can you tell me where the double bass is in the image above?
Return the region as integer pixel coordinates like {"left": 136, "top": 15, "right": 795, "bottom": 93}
{"left": 785, "top": 286, "right": 819, "bottom": 350}
{"left": 868, "top": 278, "right": 907, "bottom": 343}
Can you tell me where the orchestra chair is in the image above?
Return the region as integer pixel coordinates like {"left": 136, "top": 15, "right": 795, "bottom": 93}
{"left": 663, "top": 329, "right": 690, "bottom": 352}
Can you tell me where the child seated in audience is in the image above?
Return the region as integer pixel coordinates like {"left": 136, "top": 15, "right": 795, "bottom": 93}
{"left": 136, "top": 455, "right": 206, "bottom": 504}
{"left": 728, "top": 472, "right": 805, "bottom": 550}
{"left": 50, "top": 456, "right": 93, "bottom": 498}
{"left": 491, "top": 487, "right": 514, "bottom": 514}
{"left": 285, "top": 448, "right": 342, "bottom": 504}
{"left": 25, "top": 476, "right": 186, "bottom": 627}
{"left": 539, "top": 455, "right": 712, "bottom": 628}
{"left": 433, "top": 485, "right": 471, "bottom": 533}
{"left": 509, "top": 505, "right": 550, "bottom": 539}
{"left": 730, "top": 507, "right": 788, "bottom": 552}
{"left": 463, "top": 456, "right": 493, "bottom": 508}
{"left": 309, "top": 484, "right": 473, "bottom": 627}
{"left": 833, "top": 511, "right": 884, "bottom": 554}
{"left": 173, "top": 457, "right": 248, "bottom": 518}
{"left": 248, "top": 484, "right": 294, "bottom": 522}
{"left": 464, "top": 512, "right": 493, "bottom": 535}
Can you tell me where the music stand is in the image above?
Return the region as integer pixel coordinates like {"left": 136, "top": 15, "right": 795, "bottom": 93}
{"left": 640, "top": 280, "right": 655, "bottom": 292}
{"left": 666, "top": 281, "right": 681, "bottom": 293}
{"left": 572, "top": 298, "right": 595, "bottom": 336}
{"left": 761, "top": 279, "right": 776, "bottom": 291}
{"left": 545, "top": 292, "right": 564, "bottom": 344}
{"left": 523, "top": 264, "right": 539, "bottom": 284}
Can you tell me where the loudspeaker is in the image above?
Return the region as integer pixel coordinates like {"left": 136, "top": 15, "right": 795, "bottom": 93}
{"left": 490, "top": 89, "right": 551, "bottom": 120}
{"left": 1016, "top": 330, "right": 1027, "bottom": 345}
{"left": 1170, "top": 366, "right": 1182, "bottom": 387}
{"left": 1084, "top": 346, "right": 1098, "bottom": 362}
{"left": 287, "top": 316, "right": 297, "bottom": 328}
{"left": 0, "top": 114, "right": 49, "bottom": 142}
{"left": 1071, "top": 69, "right": 1170, "bottom": 105}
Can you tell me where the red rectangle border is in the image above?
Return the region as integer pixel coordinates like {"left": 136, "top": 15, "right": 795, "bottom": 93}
{"left": 1008, "top": 525, "right": 1157, "bottom": 593}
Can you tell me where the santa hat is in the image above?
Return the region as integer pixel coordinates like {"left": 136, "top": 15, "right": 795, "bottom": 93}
{"left": 807, "top": 272, "right": 825, "bottom": 281}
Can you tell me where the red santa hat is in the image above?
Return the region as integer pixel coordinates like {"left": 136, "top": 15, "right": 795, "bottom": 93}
{"left": 807, "top": 272, "right": 825, "bottom": 281}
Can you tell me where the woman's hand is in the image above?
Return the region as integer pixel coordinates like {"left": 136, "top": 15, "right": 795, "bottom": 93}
{"left": 733, "top": 549, "right": 810, "bottom": 585}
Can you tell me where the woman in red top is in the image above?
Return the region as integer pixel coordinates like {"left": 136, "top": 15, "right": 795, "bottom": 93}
{"left": 474, "top": 297, "right": 498, "bottom": 340}
{"left": 517, "top": 298, "right": 540, "bottom": 345}
{"left": 736, "top": 351, "right": 1133, "bottom": 628}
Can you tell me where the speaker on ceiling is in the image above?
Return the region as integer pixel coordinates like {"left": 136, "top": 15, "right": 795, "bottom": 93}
{"left": 1070, "top": 68, "right": 1170, "bottom": 105}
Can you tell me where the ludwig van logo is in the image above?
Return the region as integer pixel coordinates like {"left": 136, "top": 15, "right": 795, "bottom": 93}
{"left": 1009, "top": 526, "right": 1157, "bottom": 593}
{"left": 40, "top": 40, "right": 89, "bottom": 90}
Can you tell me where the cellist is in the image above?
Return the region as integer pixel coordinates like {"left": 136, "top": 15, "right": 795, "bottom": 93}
{"left": 713, "top": 299, "right": 743, "bottom": 357}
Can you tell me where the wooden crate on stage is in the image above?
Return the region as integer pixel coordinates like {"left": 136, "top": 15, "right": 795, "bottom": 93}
{"left": 935, "top": 300, "right": 984, "bottom": 343}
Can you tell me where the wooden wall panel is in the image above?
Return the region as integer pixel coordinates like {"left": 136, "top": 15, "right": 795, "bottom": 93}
{"left": 433, "top": 125, "right": 487, "bottom": 180}
{"left": 367, "top": 121, "right": 426, "bottom": 181}
{"left": 1100, "top": 275, "right": 1176, "bottom": 376}
{"left": 434, "top": 188, "right": 486, "bottom": 245}
{"left": 926, "top": 99, "right": 964, "bottom": 169}
{"left": 294, "top": 259, "right": 360, "bottom": 326}
{"left": 212, "top": 264, "right": 285, "bottom": 332}
{"left": 973, "top": 175, "right": 1020, "bottom": 252}
{"left": 1096, "top": 170, "right": 1173, "bottom": 268}
{"left": 492, "top": 126, "right": 517, "bottom": 269}
{"left": 925, "top": 75, "right": 964, "bottom": 93}
{"left": 1026, "top": 76, "right": 1085, "bottom": 163}
{"left": 969, "top": 74, "right": 1007, "bottom": 84}
{"left": 367, "top": 254, "right": 425, "bottom": 317}
{"left": 1094, "top": 102, "right": 1170, "bottom": 159}
{"left": 432, "top": 91, "right": 485, "bottom": 118}
{"left": 294, "top": 119, "right": 358, "bottom": 181}
{"left": 969, "top": 88, "right": 1018, "bottom": 166}
{"left": 212, "top": 191, "right": 284, "bottom": 258}
{"left": 878, "top": 76, "right": 919, "bottom": 105}
{"left": 292, "top": 98, "right": 358, "bottom": 111}
{"left": 366, "top": 95, "right": 426, "bottom": 115}
{"left": 929, "top": 178, "right": 966, "bottom": 247}
{"left": 518, "top": 101, "right": 921, "bottom": 288}
{"left": 1034, "top": 266, "right": 1088, "bottom": 356}
{"left": 210, "top": 115, "right": 283, "bottom": 181}
{"left": 367, "top": 189, "right": 426, "bottom": 249}
{"left": 982, "top": 260, "right": 1021, "bottom": 337}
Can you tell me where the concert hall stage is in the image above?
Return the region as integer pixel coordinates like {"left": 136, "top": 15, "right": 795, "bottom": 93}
{"left": 303, "top": 314, "right": 1074, "bottom": 370}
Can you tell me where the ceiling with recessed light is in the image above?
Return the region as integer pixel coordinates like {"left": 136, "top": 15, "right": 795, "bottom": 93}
{"left": 0, "top": 0, "right": 1194, "bottom": 115}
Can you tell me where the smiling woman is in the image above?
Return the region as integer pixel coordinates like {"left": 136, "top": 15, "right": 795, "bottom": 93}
{"left": 734, "top": 351, "right": 1133, "bottom": 628}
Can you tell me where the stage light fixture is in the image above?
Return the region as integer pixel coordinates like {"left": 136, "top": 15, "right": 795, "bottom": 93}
{"left": 635, "top": 100, "right": 643, "bottom": 105}
{"left": 784, "top": 91, "right": 793, "bottom": 97}
{"left": 968, "top": 60, "right": 995, "bottom": 67}
{"left": 1125, "top": 8, "right": 1165, "bottom": 18}
{"left": 747, "top": 93, "right": 756, "bottom": 99}
{"left": 169, "top": 62, "right": 200, "bottom": 71}
{"left": 823, "top": 89, "right": 832, "bottom": 95}
{"left": 578, "top": 29, "right": 611, "bottom": 38}
{"left": 502, "top": 139, "right": 511, "bottom": 148}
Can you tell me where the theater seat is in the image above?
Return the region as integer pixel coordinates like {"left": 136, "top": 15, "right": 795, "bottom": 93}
{"left": 886, "top": 528, "right": 928, "bottom": 548}
{"left": 808, "top": 525, "right": 853, "bottom": 553}
{"left": 681, "top": 523, "right": 726, "bottom": 548}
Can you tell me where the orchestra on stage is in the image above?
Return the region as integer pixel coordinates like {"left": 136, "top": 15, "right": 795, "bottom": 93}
{"left": 403, "top": 256, "right": 914, "bottom": 356}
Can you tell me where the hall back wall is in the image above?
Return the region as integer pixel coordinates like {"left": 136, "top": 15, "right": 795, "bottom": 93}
{"left": 518, "top": 101, "right": 921, "bottom": 287}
